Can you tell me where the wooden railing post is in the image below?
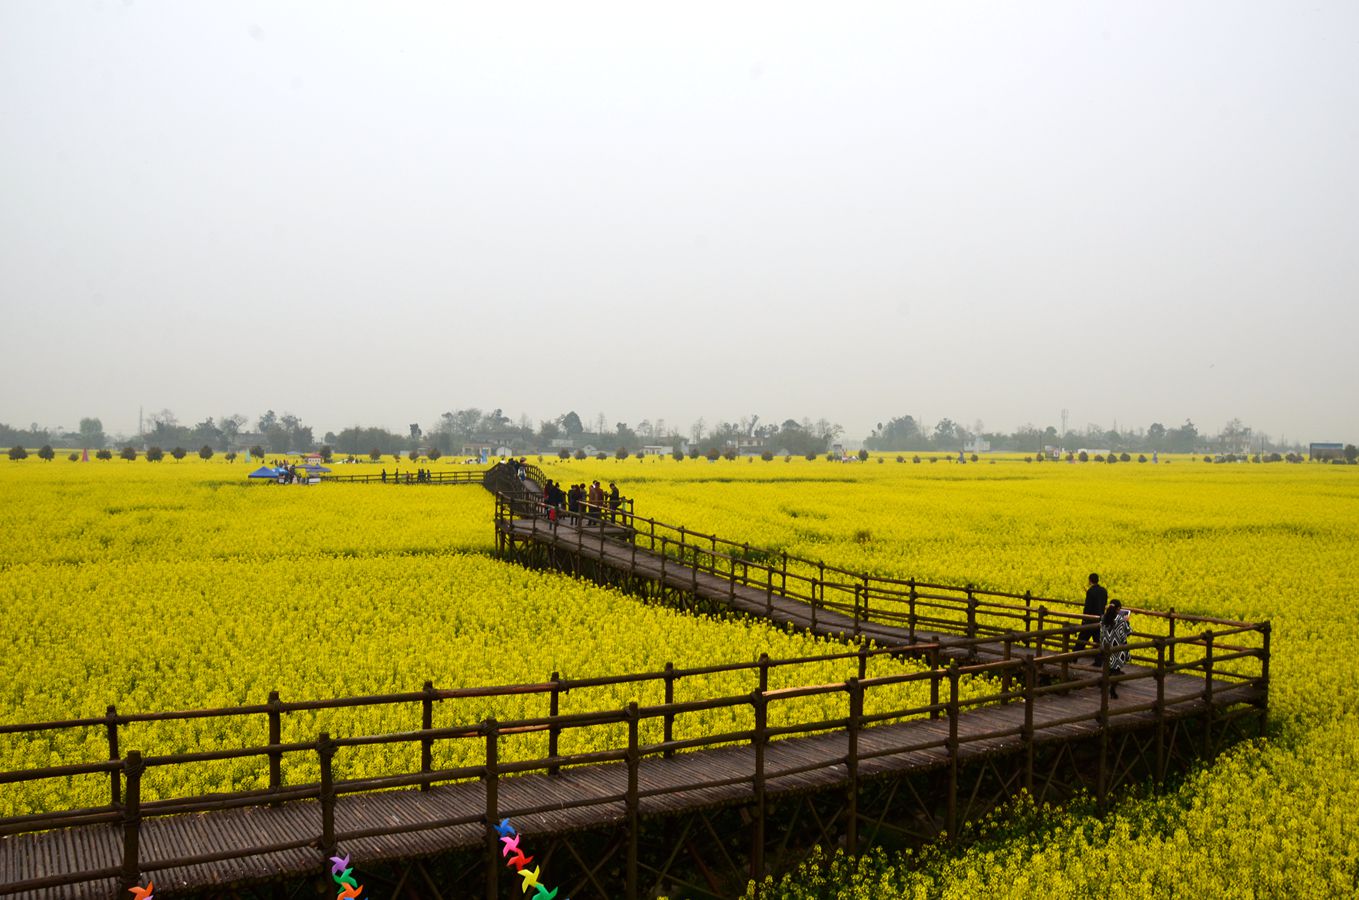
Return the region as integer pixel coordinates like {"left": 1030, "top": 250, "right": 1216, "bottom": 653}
{"left": 853, "top": 584, "right": 862, "bottom": 637}
{"left": 1022, "top": 657, "right": 1036, "bottom": 795}
{"left": 965, "top": 585, "right": 977, "bottom": 638}
{"left": 1202, "top": 631, "right": 1215, "bottom": 760}
{"left": 484, "top": 718, "right": 499, "bottom": 900}
{"left": 846, "top": 677, "right": 862, "bottom": 858}
{"left": 1001, "top": 639, "right": 1013, "bottom": 702}
{"left": 420, "top": 681, "right": 435, "bottom": 791}
{"left": 663, "top": 663, "right": 676, "bottom": 759}
{"left": 1154, "top": 638, "right": 1167, "bottom": 786}
{"left": 1168, "top": 608, "right": 1177, "bottom": 665}
{"left": 781, "top": 550, "right": 788, "bottom": 595}
{"left": 691, "top": 548, "right": 700, "bottom": 603}
{"left": 267, "top": 691, "right": 283, "bottom": 803}
{"left": 765, "top": 564, "right": 774, "bottom": 615}
{"left": 857, "top": 642, "right": 869, "bottom": 680}
{"left": 946, "top": 662, "right": 960, "bottom": 841}
{"left": 1060, "top": 621, "right": 1070, "bottom": 682}
{"left": 318, "top": 733, "right": 336, "bottom": 859}
{"left": 626, "top": 703, "right": 640, "bottom": 900}
{"left": 729, "top": 550, "right": 737, "bottom": 602}
{"left": 751, "top": 689, "right": 767, "bottom": 884}
{"left": 929, "top": 662, "right": 940, "bottom": 721}
{"left": 861, "top": 575, "right": 870, "bottom": 629}
{"left": 908, "top": 579, "right": 917, "bottom": 642}
{"left": 549, "top": 672, "right": 563, "bottom": 773}
{"left": 1258, "top": 621, "right": 1272, "bottom": 735}
{"left": 811, "top": 578, "right": 820, "bottom": 629}
{"left": 1023, "top": 590, "right": 1032, "bottom": 634}
{"left": 1097, "top": 653, "right": 1110, "bottom": 812}
{"left": 1036, "top": 606, "right": 1047, "bottom": 656}
{"left": 105, "top": 704, "right": 121, "bottom": 807}
{"left": 118, "top": 750, "right": 143, "bottom": 892}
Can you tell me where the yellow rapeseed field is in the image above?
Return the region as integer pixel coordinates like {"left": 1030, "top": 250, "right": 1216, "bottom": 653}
{"left": 2, "top": 453, "right": 1357, "bottom": 896}
{"left": 546, "top": 453, "right": 1359, "bottom": 897}
{"left": 0, "top": 458, "right": 964, "bottom": 818}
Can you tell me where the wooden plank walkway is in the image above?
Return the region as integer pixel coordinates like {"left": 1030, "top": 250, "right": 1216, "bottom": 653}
{"left": 0, "top": 675, "right": 1263, "bottom": 899}
{"left": 502, "top": 517, "right": 1011, "bottom": 656}
{"left": 0, "top": 476, "right": 1267, "bottom": 898}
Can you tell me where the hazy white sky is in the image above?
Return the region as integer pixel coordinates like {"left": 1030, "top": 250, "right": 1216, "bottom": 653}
{"left": 2, "top": 1, "right": 1357, "bottom": 442}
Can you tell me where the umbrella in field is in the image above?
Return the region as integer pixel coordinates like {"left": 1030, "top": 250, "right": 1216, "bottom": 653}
{"left": 248, "top": 466, "right": 281, "bottom": 479}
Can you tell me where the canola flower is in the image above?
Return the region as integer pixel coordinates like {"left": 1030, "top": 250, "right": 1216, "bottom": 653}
{"left": 3, "top": 455, "right": 1357, "bottom": 895}
{"left": 0, "top": 459, "right": 962, "bottom": 817}
{"left": 543, "top": 455, "right": 1359, "bottom": 897}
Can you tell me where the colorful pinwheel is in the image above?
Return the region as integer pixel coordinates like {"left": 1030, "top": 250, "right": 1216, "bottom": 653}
{"left": 328, "top": 854, "right": 366, "bottom": 900}
{"left": 495, "top": 819, "right": 566, "bottom": 898}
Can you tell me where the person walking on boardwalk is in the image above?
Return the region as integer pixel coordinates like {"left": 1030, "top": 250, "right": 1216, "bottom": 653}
{"left": 1100, "top": 599, "right": 1132, "bottom": 698}
{"left": 587, "top": 480, "right": 604, "bottom": 523}
{"left": 567, "top": 483, "right": 582, "bottom": 523}
{"left": 608, "top": 482, "right": 620, "bottom": 522}
{"left": 1073, "top": 573, "right": 1108, "bottom": 653}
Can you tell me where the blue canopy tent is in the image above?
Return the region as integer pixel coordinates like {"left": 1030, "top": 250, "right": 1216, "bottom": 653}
{"left": 248, "top": 466, "right": 281, "bottom": 479}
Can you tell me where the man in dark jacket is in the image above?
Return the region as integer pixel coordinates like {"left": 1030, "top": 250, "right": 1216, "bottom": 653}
{"left": 1073, "top": 573, "right": 1108, "bottom": 652}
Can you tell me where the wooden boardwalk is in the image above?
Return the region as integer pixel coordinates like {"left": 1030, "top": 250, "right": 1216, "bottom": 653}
{"left": 0, "top": 673, "right": 1263, "bottom": 899}
{"left": 501, "top": 514, "right": 968, "bottom": 652}
{"left": 0, "top": 472, "right": 1271, "bottom": 899}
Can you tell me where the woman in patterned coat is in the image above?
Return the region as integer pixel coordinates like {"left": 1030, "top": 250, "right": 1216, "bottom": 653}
{"left": 1100, "top": 600, "right": 1132, "bottom": 699}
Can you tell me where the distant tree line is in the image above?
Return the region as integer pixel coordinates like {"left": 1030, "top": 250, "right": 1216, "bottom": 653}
{"left": 864, "top": 414, "right": 1309, "bottom": 455}
{"left": 2, "top": 405, "right": 1337, "bottom": 460}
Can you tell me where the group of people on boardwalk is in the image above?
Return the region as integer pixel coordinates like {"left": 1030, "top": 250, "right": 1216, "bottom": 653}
{"left": 1073, "top": 572, "right": 1132, "bottom": 697}
{"left": 540, "top": 478, "right": 624, "bottom": 525}
{"left": 379, "top": 468, "right": 435, "bottom": 484}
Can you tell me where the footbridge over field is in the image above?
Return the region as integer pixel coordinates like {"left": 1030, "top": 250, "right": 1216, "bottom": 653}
{"left": 0, "top": 467, "right": 1271, "bottom": 899}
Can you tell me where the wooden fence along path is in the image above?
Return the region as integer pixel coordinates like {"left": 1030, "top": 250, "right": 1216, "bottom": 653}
{"left": 320, "top": 470, "right": 485, "bottom": 485}
{"left": 0, "top": 467, "right": 1271, "bottom": 899}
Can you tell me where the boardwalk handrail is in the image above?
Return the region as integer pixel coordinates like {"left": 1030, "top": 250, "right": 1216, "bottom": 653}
{"left": 320, "top": 469, "right": 488, "bottom": 485}
{"left": 493, "top": 488, "right": 1259, "bottom": 651}
{"left": 0, "top": 623, "right": 1268, "bottom": 897}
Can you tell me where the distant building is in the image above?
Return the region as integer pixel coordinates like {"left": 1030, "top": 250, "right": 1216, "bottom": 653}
{"left": 1309, "top": 442, "right": 1345, "bottom": 461}
{"left": 461, "top": 442, "right": 496, "bottom": 460}
{"left": 640, "top": 445, "right": 673, "bottom": 456}
{"left": 964, "top": 438, "right": 991, "bottom": 454}
{"left": 725, "top": 436, "right": 765, "bottom": 455}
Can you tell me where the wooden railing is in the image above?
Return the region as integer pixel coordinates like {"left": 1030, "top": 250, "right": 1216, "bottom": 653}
{"left": 493, "top": 489, "right": 1262, "bottom": 664}
{"left": 0, "top": 624, "right": 1269, "bottom": 897}
{"left": 321, "top": 469, "right": 487, "bottom": 485}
